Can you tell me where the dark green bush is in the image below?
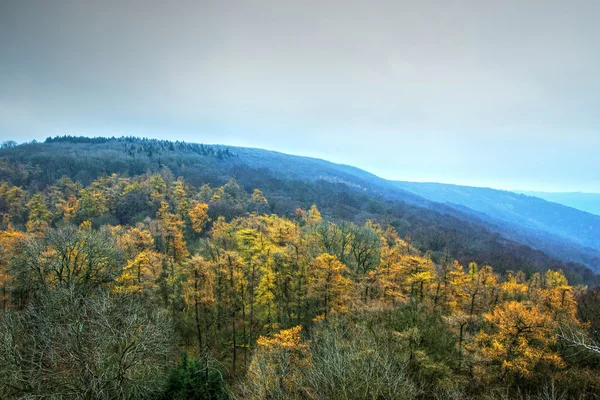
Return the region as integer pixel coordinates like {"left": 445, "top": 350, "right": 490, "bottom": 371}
{"left": 163, "top": 353, "right": 229, "bottom": 400}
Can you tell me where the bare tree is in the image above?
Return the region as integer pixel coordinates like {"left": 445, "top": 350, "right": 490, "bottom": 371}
{"left": 12, "top": 225, "right": 123, "bottom": 295}
{"left": 557, "top": 325, "right": 600, "bottom": 355}
{"left": 0, "top": 288, "right": 174, "bottom": 399}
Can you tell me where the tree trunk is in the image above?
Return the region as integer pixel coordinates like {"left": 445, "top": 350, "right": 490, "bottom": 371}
{"left": 194, "top": 270, "right": 203, "bottom": 353}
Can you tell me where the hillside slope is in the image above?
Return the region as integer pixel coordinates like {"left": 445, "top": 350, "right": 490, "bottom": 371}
{"left": 1, "top": 136, "right": 599, "bottom": 279}
{"left": 516, "top": 191, "right": 600, "bottom": 216}
{"left": 393, "top": 181, "right": 600, "bottom": 269}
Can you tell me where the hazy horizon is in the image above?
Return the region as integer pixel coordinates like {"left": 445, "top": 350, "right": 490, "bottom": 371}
{"left": 2, "top": 1, "right": 599, "bottom": 192}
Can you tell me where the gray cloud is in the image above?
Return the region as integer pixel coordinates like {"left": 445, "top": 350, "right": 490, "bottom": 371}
{"left": 1, "top": 0, "right": 599, "bottom": 191}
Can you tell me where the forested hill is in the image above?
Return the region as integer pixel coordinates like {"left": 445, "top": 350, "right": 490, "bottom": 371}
{"left": 394, "top": 181, "right": 600, "bottom": 265}
{"left": 3, "top": 136, "right": 600, "bottom": 399}
{"left": 0, "top": 136, "right": 598, "bottom": 284}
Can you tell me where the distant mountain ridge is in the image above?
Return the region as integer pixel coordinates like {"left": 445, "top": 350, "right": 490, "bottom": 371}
{"left": 391, "top": 181, "right": 600, "bottom": 272}
{"left": 515, "top": 191, "right": 600, "bottom": 216}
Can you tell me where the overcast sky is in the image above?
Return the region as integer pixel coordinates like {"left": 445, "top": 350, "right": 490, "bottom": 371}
{"left": 1, "top": 1, "right": 599, "bottom": 191}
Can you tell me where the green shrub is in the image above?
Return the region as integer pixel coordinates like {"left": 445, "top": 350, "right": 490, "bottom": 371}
{"left": 163, "top": 352, "right": 229, "bottom": 400}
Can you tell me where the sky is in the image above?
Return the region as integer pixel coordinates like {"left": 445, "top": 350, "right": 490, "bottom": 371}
{"left": 1, "top": 0, "right": 599, "bottom": 192}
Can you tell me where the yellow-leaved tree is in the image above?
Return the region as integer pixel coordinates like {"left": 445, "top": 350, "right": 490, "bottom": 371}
{"left": 55, "top": 195, "right": 79, "bottom": 222}
{"left": 25, "top": 193, "right": 51, "bottom": 232}
{"left": 0, "top": 183, "right": 25, "bottom": 226}
{"left": 188, "top": 201, "right": 209, "bottom": 234}
{"left": 171, "top": 178, "right": 190, "bottom": 218}
{"left": 402, "top": 254, "right": 436, "bottom": 302}
{"left": 474, "top": 300, "right": 563, "bottom": 380}
{"left": 184, "top": 256, "right": 215, "bottom": 354}
{"left": 114, "top": 250, "right": 163, "bottom": 294}
{"left": 251, "top": 189, "right": 268, "bottom": 204}
{"left": 306, "top": 204, "right": 322, "bottom": 224}
{"left": 157, "top": 201, "right": 188, "bottom": 262}
{"left": 244, "top": 326, "right": 310, "bottom": 398}
{"left": 308, "top": 254, "right": 352, "bottom": 320}
{"left": 0, "top": 226, "right": 28, "bottom": 310}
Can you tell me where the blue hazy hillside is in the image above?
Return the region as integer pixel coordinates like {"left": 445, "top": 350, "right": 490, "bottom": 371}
{"left": 515, "top": 191, "right": 600, "bottom": 216}
{"left": 230, "top": 150, "right": 600, "bottom": 272}
{"left": 393, "top": 181, "right": 600, "bottom": 269}
{"left": 226, "top": 149, "right": 600, "bottom": 271}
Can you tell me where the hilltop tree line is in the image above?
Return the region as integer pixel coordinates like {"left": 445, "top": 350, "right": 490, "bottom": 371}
{"left": 1, "top": 170, "right": 600, "bottom": 399}
{"left": 0, "top": 136, "right": 235, "bottom": 189}
{"left": 44, "top": 136, "right": 236, "bottom": 159}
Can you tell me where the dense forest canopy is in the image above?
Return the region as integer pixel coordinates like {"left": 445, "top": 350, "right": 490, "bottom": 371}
{"left": 0, "top": 136, "right": 597, "bottom": 285}
{"left": 1, "top": 137, "right": 600, "bottom": 399}
{"left": 4, "top": 135, "right": 600, "bottom": 278}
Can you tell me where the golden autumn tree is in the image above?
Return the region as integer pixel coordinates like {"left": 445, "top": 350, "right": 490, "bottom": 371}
{"left": 445, "top": 263, "right": 499, "bottom": 368}
{"left": 402, "top": 254, "right": 436, "bottom": 302}
{"left": 501, "top": 272, "right": 528, "bottom": 301}
{"left": 184, "top": 256, "right": 215, "bottom": 354}
{"left": 155, "top": 201, "right": 188, "bottom": 317}
{"left": 157, "top": 201, "right": 188, "bottom": 262}
{"left": 77, "top": 188, "right": 108, "bottom": 220}
{"left": 0, "top": 226, "right": 28, "bottom": 310}
{"left": 235, "top": 224, "right": 276, "bottom": 364}
{"left": 251, "top": 188, "right": 268, "bottom": 205}
{"left": 0, "top": 183, "right": 25, "bottom": 226}
{"left": 219, "top": 250, "right": 246, "bottom": 376}
{"left": 433, "top": 259, "right": 467, "bottom": 312}
{"left": 87, "top": 174, "right": 128, "bottom": 214}
{"left": 209, "top": 216, "right": 238, "bottom": 253}
{"left": 117, "top": 226, "right": 155, "bottom": 258}
{"left": 245, "top": 326, "right": 310, "bottom": 398}
{"left": 462, "top": 263, "right": 499, "bottom": 316}
{"left": 533, "top": 269, "right": 578, "bottom": 323}
{"left": 374, "top": 227, "right": 411, "bottom": 305}
{"left": 210, "top": 187, "right": 225, "bottom": 202}
{"left": 260, "top": 214, "right": 297, "bottom": 246}
{"left": 25, "top": 193, "right": 52, "bottom": 232}
{"left": 188, "top": 201, "right": 209, "bottom": 234}
{"left": 376, "top": 244, "right": 406, "bottom": 304}
{"left": 260, "top": 215, "right": 298, "bottom": 322}
{"left": 196, "top": 183, "right": 213, "bottom": 203}
{"left": 171, "top": 178, "right": 190, "bottom": 218}
{"left": 434, "top": 260, "right": 473, "bottom": 365}
{"left": 114, "top": 250, "right": 163, "bottom": 295}
{"left": 149, "top": 173, "right": 167, "bottom": 203}
{"left": 294, "top": 207, "right": 306, "bottom": 224}
{"left": 249, "top": 188, "right": 269, "bottom": 214}
{"left": 259, "top": 215, "right": 310, "bottom": 326}
{"left": 255, "top": 257, "right": 278, "bottom": 330}
{"left": 308, "top": 254, "right": 352, "bottom": 320}
{"left": 306, "top": 204, "right": 322, "bottom": 224}
{"left": 55, "top": 175, "right": 82, "bottom": 198}
{"left": 474, "top": 300, "right": 563, "bottom": 380}
{"left": 55, "top": 195, "right": 79, "bottom": 222}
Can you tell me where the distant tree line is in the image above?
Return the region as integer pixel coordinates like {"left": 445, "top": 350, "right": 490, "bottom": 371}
{"left": 44, "top": 135, "right": 235, "bottom": 159}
